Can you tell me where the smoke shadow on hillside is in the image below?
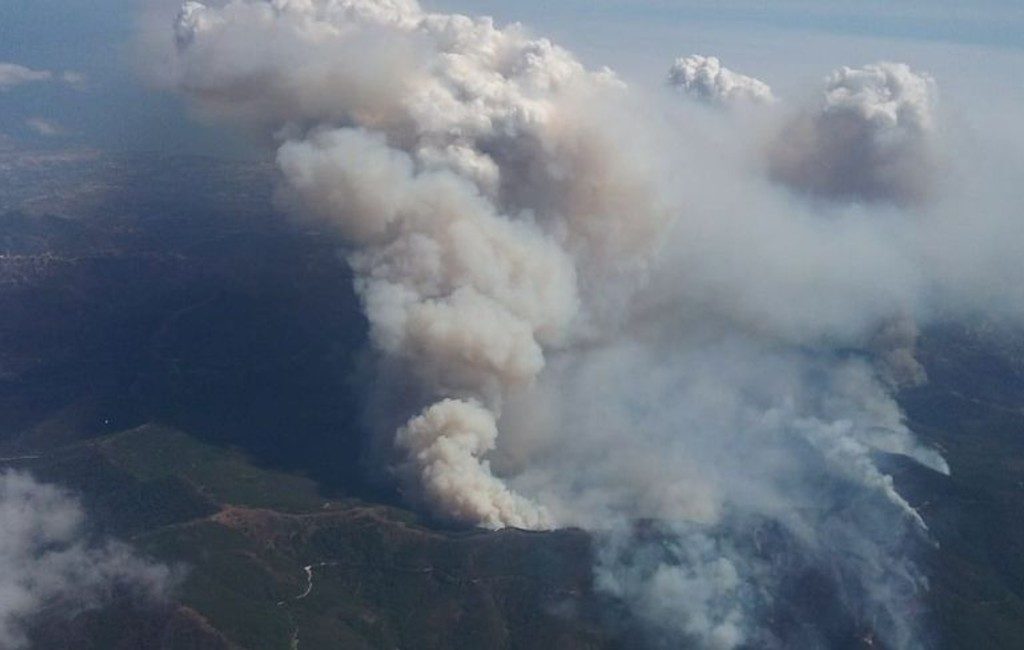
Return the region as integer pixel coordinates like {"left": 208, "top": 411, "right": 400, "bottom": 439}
{"left": 0, "top": 152, "right": 392, "bottom": 503}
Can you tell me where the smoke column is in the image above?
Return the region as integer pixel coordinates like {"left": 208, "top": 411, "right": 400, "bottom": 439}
{"left": 146, "top": 0, "right": 1024, "bottom": 646}
{"left": 163, "top": 0, "right": 674, "bottom": 530}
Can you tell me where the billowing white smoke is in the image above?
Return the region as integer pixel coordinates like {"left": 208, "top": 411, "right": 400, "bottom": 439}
{"left": 769, "top": 62, "right": 939, "bottom": 205}
{"left": 147, "top": 1, "right": 1022, "bottom": 647}
{"left": 0, "top": 470, "right": 174, "bottom": 648}
{"left": 165, "top": 0, "right": 670, "bottom": 529}
{"left": 395, "top": 398, "right": 552, "bottom": 528}
{"left": 668, "top": 54, "right": 775, "bottom": 106}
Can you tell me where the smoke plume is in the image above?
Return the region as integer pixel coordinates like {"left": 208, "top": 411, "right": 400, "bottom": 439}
{"left": 161, "top": 0, "right": 672, "bottom": 529}
{"left": 0, "top": 470, "right": 174, "bottom": 648}
{"left": 146, "top": 1, "right": 1024, "bottom": 646}
{"left": 769, "top": 62, "right": 939, "bottom": 205}
{"left": 668, "top": 54, "right": 775, "bottom": 106}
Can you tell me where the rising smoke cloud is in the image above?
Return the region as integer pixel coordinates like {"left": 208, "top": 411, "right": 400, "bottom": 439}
{"left": 161, "top": 0, "right": 671, "bottom": 529}
{"left": 147, "top": 1, "right": 1024, "bottom": 647}
{"left": 0, "top": 470, "right": 174, "bottom": 648}
{"left": 668, "top": 54, "right": 775, "bottom": 106}
{"left": 769, "top": 62, "right": 939, "bottom": 205}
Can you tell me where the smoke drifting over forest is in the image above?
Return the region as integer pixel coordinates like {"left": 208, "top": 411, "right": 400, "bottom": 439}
{"left": 0, "top": 471, "right": 174, "bottom": 649}
{"left": 138, "top": 0, "right": 1024, "bottom": 646}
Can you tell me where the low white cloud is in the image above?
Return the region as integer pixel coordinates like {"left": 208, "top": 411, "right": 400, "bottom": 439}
{"left": 0, "top": 62, "right": 87, "bottom": 92}
{"left": 25, "top": 117, "right": 66, "bottom": 137}
{"left": 0, "top": 63, "right": 52, "bottom": 90}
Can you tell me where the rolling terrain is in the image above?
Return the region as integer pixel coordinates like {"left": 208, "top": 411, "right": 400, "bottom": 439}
{"left": 1, "top": 150, "right": 1023, "bottom": 649}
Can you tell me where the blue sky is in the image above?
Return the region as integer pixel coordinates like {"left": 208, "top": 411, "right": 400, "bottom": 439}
{"left": 0, "top": 0, "right": 205, "bottom": 151}
{"left": 2, "top": 0, "right": 1023, "bottom": 153}
{"left": 435, "top": 0, "right": 1024, "bottom": 49}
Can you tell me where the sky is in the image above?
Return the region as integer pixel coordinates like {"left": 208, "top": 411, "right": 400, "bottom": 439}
{"left": 0, "top": 0, "right": 166, "bottom": 149}
{"left": 1, "top": 0, "right": 1024, "bottom": 154}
